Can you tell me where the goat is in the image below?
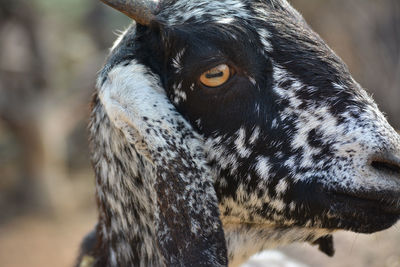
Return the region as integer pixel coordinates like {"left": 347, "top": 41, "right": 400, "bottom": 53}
{"left": 77, "top": 0, "right": 400, "bottom": 266}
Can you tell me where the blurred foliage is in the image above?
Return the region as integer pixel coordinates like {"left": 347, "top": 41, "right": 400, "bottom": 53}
{"left": 34, "top": 0, "right": 92, "bottom": 21}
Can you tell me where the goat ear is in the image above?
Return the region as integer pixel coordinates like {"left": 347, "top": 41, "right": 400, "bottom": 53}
{"left": 99, "top": 61, "right": 228, "bottom": 266}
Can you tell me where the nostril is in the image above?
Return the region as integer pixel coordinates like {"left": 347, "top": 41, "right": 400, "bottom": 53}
{"left": 371, "top": 161, "right": 400, "bottom": 174}
{"left": 370, "top": 153, "right": 400, "bottom": 176}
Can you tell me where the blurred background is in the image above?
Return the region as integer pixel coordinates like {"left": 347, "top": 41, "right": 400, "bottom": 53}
{"left": 0, "top": 0, "right": 399, "bottom": 266}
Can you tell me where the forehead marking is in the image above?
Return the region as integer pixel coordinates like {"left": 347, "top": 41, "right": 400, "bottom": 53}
{"left": 160, "top": 0, "right": 250, "bottom": 26}
{"left": 172, "top": 48, "right": 186, "bottom": 74}
{"left": 217, "top": 17, "right": 235, "bottom": 24}
{"left": 258, "top": 28, "right": 273, "bottom": 53}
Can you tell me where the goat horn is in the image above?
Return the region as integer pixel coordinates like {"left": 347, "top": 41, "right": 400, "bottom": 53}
{"left": 99, "top": 0, "right": 158, "bottom": 26}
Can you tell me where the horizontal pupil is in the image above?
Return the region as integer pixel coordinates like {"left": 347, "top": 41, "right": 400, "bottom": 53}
{"left": 205, "top": 72, "right": 224, "bottom": 79}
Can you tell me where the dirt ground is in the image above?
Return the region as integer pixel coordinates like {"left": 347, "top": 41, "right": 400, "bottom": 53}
{"left": 0, "top": 210, "right": 97, "bottom": 267}
{"left": 0, "top": 209, "right": 399, "bottom": 267}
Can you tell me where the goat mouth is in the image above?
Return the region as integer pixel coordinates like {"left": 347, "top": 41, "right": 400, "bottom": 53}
{"left": 326, "top": 190, "right": 400, "bottom": 233}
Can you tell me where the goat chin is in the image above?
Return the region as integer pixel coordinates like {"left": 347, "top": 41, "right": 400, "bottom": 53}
{"left": 223, "top": 221, "right": 334, "bottom": 267}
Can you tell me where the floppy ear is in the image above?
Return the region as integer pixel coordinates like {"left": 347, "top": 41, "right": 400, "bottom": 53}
{"left": 99, "top": 60, "right": 228, "bottom": 265}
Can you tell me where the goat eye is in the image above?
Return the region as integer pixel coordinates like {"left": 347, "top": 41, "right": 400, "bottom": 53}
{"left": 199, "top": 64, "right": 232, "bottom": 87}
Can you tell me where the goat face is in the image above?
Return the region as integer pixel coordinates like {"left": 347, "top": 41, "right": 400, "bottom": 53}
{"left": 128, "top": 0, "right": 400, "bottom": 235}
{"left": 100, "top": 0, "right": 400, "bottom": 243}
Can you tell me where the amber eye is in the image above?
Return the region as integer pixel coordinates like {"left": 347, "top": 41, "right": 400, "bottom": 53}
{"left": 199, "top": 64, "right": 232, "bottom": 87}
